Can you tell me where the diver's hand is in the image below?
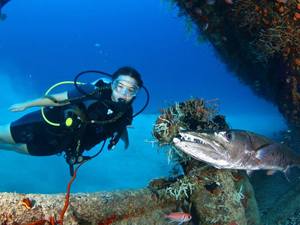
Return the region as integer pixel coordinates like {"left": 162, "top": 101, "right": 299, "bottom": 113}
{"left": 9, "top": 103, "right": 29, "bottom": 112}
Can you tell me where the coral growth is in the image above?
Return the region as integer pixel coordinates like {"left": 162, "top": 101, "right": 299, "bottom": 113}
{"left": 165, "top": 176, "right": 195, "bottom": 200}
{"left": 232, "top": 0, "right": 300, "bottom": 69}
{"left": 153, "top": 98, "right": 229, "bottom": 144}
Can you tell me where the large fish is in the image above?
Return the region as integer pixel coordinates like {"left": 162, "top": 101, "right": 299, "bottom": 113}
{"left": 173, "top": 129, "right": 300, "bottom": 174}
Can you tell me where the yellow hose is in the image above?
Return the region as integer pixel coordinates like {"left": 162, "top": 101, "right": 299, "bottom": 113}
{"left": 41, "top": 81, "right": 85, "bottom": 127}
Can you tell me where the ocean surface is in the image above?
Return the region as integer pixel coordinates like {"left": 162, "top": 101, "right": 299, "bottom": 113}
{"left": 0, "top": 0, "right": 287, "bottom": 196}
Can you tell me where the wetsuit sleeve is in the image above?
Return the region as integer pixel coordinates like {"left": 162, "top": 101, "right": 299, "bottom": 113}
{"left": 67, "top": 83, "right": 97, "bottom": 104}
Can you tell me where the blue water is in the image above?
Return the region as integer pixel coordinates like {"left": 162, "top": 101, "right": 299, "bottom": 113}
{"left": 0, "top": 0, "right": 286, "bottom": 194}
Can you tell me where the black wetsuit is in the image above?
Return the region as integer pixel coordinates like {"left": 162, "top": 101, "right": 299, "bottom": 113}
{"left": 10, "top": 80, "right": 133, "bottom": 156}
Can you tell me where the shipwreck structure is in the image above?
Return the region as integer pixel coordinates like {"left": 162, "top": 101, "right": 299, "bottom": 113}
{"left": 172, "top": 0, "right": 300, "bottom": 128}
{"left": 162, "top": 2, "right": 300, "bottom": 223}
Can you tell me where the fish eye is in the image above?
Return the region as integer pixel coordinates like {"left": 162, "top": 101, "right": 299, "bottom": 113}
{"left": 195, "top": 139, "right": 201, "bottom": 143}
{"left": 225, "top": 131, "right": 232, "bottom": 140}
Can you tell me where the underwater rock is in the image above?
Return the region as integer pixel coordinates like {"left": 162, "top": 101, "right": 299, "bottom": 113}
{"left": 186, "top": 167, "right": 260, "bottom": 225}
{"left": 232, "top": 171, "right": 261, "bottom": 225}
{"left": 150, "top": 166, "right": 260, "bottom": 225}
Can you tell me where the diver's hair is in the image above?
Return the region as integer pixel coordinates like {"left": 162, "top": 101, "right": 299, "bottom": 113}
{"left": 112, "top": 66, "right": 143, "bottom": 88}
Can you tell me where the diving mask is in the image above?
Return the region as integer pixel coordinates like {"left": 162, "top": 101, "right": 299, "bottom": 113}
{"left": 112, "top": 76, "right": 139, "bottom": 99}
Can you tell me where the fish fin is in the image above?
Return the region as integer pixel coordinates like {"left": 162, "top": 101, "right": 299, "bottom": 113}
{"left": 121, "top": 128, "right": 129, "bottom": 149}
{"left": 266, "top": 170, "right": 277, "bottom": 176}
{"left": 255, "top": 147, "right": 273, "bottom": 161}
{"left": 283, "top": 166, "right": 292, "bottom": 183}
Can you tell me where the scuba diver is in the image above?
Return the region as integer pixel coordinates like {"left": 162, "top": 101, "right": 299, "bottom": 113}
{"left": 0, "top": 66, "right": 145, "bottom": 173}
{"left": 0, "top": 0, "right": 10, "bottom": 21}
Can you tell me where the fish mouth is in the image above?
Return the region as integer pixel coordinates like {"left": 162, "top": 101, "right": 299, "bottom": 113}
{"left": 173, "top": 132, "right": 222, "bottom": 152}
{"left": 172, "top": 131, "right": 230, "bottom": 167}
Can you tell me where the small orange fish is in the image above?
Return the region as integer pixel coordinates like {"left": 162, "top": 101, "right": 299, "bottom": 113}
{"left": 164, "top": 212, "right": 192, "bottom": 224}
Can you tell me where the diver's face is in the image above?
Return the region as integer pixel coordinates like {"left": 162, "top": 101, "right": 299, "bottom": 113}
{"left": 111, "top": 75, "right": 139, "bottom": 103}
